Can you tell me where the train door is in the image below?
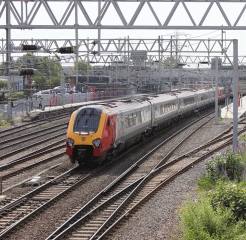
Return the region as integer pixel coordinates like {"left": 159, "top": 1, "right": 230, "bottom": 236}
{"left": 115, "top": 112, "right": 124, "bottom": 146}
{"left": 178, "top": 97, "right": 182, "bottom": 115}
{"left": 106, "top": 114, "right": 117, "bottom": 148}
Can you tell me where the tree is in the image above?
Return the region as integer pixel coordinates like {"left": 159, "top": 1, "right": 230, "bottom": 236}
{"left": 162, "top": 56, "right": 182, "bottom": 68}
{"left": 0, "top": 80, "right": 7, "bottom": 89}
{"left": 73, "top": 60, "right": 93, "bottom": 75}
{"left": 16, "top": 54, "right": 62, "bottom": 91}
{"left": 0, "top": 62, "right": 5, "bottom": 75}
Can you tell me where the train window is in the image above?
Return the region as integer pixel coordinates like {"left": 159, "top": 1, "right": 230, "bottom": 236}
{"left": 133, "top": 113, "right": 137, "bottom": 125}
{"left": 107, "top": 118, "right": 110, "bottom": 127}
{"left": 74, "top": 108, "right": 101, "bottom": 133}
{"left": 128, "top": 114, "right": 134, "bottom": 127}
{"left": 183, "top": 97, "right": 195, "bottom": 106}
{"left": 125, "top": 112, "right": 140, "bottom": 128}
{"left": 137, "top": 111, "right": 142, "bottom": 123}
{"left": 157, "top": 101, "right": 176, "bottom": 116}
{"left": 171, "top": 102, "right": 177, "bottom": 110}
{"left": 201, "top": 94, "right": 209, "bottom": 101}
{"left": 125, "top": 116, "right": 129, "bottom": 128}
{"left": 141, "top": 108, "right": 151, "bottom": 122}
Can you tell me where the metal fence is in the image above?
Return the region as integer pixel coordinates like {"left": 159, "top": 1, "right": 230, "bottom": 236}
{"left": 0, "top": 90, "right": 128, "bottom": 121}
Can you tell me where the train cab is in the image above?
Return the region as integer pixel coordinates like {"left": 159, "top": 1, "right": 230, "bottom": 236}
{"left": 66, "top": 105, "right": 115, "bottom": 165}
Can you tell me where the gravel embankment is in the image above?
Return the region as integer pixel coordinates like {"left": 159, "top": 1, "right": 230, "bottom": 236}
{"left": 110, "top": 119, "right": 233, "bottom": 240}
{"left": 110, "top": 161, "right": 204, "bottom": 240}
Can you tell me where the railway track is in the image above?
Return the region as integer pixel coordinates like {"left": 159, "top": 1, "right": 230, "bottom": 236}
{"left": 42, "top": 113, "right": 241, "bottom": 240}
{"left": 0, "top": 145, "right": 66, "bottom": 194}
{"left": 0, "top": 166, "right": 96, "bottom": 237}
{"left": 0, "top": 123, "right": 66, "bottom": 147}
{"left": 0, "top": 140, "right": 66, "bottom": 195}
{"left": 0, "top": 112, "right": 214, "bottom": 238}
{"left": 0, "top": 109, "right": 240, "bottom": 239}
{"left": 0, "top": 113, "right": 70, "bottom": 138}
{"left": 0, "top": 125, "right": 68, "bottom": 170}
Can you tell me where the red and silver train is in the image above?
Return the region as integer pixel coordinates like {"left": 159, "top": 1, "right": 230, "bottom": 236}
{"left": 66, "top": 87, "right": 225, "bottom": 166}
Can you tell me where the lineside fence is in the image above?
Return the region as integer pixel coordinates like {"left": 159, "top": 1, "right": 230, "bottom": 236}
{"left": 0, "top": 90, "right": 129, "bottom": 121}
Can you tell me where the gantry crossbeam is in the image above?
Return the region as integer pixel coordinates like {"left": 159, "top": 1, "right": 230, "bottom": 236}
{"left": 0, "top": 38, "right": 237, "bottom": 66}
{"left": 1, "top": 0, "right": 246, "bottom": 30}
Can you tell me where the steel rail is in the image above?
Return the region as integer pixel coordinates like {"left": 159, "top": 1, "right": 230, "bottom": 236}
{"left": 0, "top": 132, "right": 66, "bottom": 160}
{"left": 45, "top": 113, "right": 216, "bottom": 239}
{"left": 0, "top": 123, "right": 66, "bottom": 145}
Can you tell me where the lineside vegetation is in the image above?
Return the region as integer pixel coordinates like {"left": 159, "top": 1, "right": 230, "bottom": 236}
{"left": 0, "top": 111, "right": 9, "bottom": 128}
{"left": 175, "top": 138, "right": 246, "bottom": 240}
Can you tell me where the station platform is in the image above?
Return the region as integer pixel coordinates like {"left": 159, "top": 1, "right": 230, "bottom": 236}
{"left": 21, "top": 101, "right": 94, "bottom": 122}
{"left": 221, "top": 96, "right": 246, "bottom": 119}
{"left": 20, "top": 95, "right": 135, "bottom": 122}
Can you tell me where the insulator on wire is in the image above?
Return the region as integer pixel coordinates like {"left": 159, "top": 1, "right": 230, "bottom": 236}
{"left": 19, "top": 68, "right": 35, "bottom": 76}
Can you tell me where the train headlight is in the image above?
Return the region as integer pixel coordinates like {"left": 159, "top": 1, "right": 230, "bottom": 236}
{"left": 67, "top": 138, "right": 74, "bottom": 147}
{"left": 92, "top": 138, "right": 101, "bottom": 148}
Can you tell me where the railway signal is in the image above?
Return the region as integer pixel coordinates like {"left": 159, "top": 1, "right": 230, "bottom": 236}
{"left": 57, "top": 46, "right": 76, "bottom": 54}
{"left": 21, "top": 44, "right": 42, "bottom": 51}
{"left": 21, "top": 44, "right": 76, "bottom": 55}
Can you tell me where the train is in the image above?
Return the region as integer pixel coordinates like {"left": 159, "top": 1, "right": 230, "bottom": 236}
{"left": 66, "top": 87, "right": 225, "bottom": 166}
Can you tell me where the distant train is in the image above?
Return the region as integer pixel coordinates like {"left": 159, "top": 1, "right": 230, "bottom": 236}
{"left": 66, "top": 87, "right": 225, "bottom": 166}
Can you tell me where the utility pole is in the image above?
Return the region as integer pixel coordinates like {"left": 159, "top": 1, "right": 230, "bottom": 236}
{"left": 233, "top": 39, "right": 239, "bottom": 150}
{"left": 6, "top": 1, "right": 12, "bottom": 122}
{"left": 215, "top": 57, "right": 219, "bottom": 124}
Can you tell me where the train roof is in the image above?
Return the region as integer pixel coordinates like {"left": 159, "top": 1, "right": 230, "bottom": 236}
{"left": 146, "top": 92, "right": 177, "bottom": 103}
{"left": 75, "top": 96, "right": 151, "bottom": 114}
{"left": 74, "top": 88, "right": 218, "bottom": 115}
{"left": 103, "top": 97, "right": 151, "bottom": 113}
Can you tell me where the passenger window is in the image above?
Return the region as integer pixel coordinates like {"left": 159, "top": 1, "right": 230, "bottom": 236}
{"left": 107, "top": 118, "right": 110, "bottom": 127}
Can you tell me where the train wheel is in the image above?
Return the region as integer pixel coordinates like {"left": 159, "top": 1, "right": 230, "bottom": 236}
{"left": 106, "top": 149, "right": 115, "bottom": 161}
{"left": 69, "top": 157, "right": 76, "bottom": 164}
{"left": 140, "top": 134, "right": 146, "bottom": 142}
{"left": 112, "top": 148, "right": 118, "bottom": 159}
{"left": 98, "top": 154, "right": 107, "bottom": 165}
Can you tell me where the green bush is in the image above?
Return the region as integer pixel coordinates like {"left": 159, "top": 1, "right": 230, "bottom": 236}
{"left": 239, "top": 134, "right": 246, "bottom": 142}
{"left": 204, "top": 150, "right": 245, "bottom": 182}
{"left": 178, "top": 194, "right": 246, "bottom": 240}
{"left": 0, "top": 112, "right": 9, "bottom": 128}
{"left": 198, "top": 176, "right": 214, "bottom": 191}
{"left": 178, "top": 148, "right": 246, "bottom": 240}
{"left": 210, "top": 182, "right": 246, "bottom": 221}
{"left": 11, "top": 91, "right": 25, "bottom": 100}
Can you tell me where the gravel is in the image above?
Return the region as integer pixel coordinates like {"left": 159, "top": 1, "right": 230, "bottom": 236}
{"left": 110, "top": 161, "right": 204, "bottom": 240}
{"left": 110, "top": 119, "right": 233, "bottom": 240}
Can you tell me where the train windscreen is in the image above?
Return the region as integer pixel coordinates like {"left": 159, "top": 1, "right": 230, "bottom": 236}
{"left": 73, "top": 108, "right": 102, "bottom": 133}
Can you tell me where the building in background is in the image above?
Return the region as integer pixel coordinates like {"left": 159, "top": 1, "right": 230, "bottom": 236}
{"left": 0, "top": 75, "right": 23, "bottom": 91}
